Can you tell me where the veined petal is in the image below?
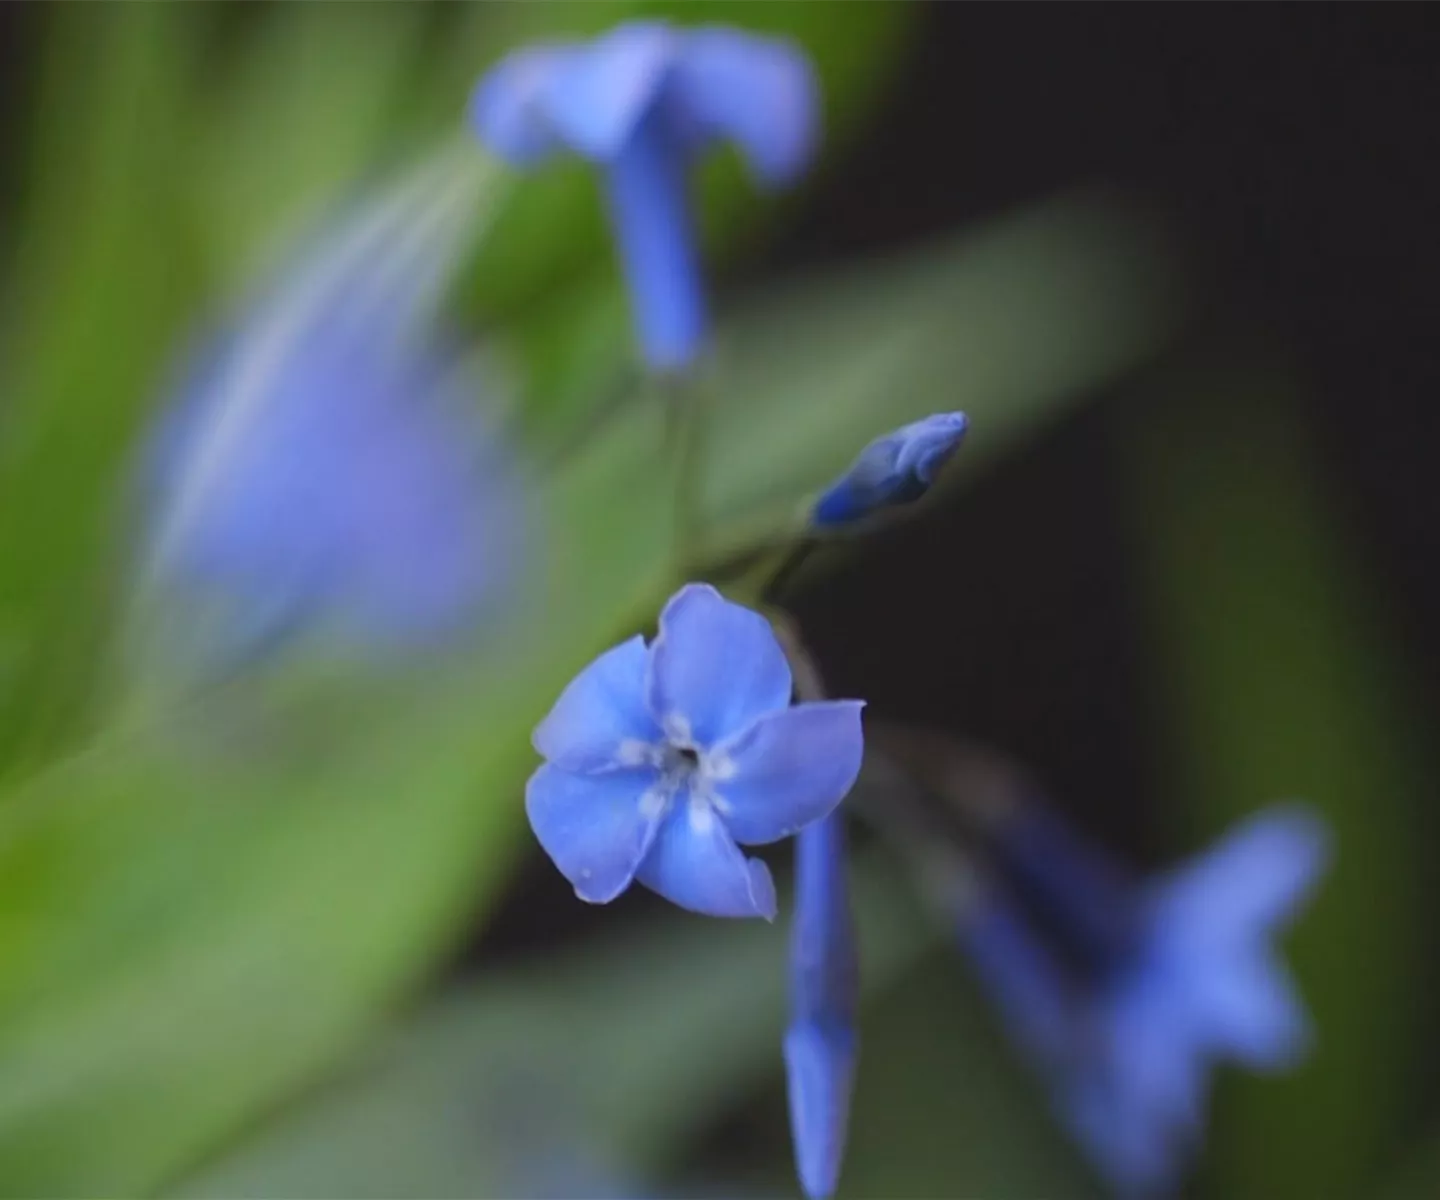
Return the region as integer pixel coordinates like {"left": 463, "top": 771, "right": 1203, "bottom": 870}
{"left": 541, "top": 22, "right": 677, "bottom": 160}
{"left": 469, "top": 46, "right": 578, "bottom": 165}
{"left": 672, "top": 27, "right": 819, "bottom": 185}
{"left": 784, "top": 1021, "right": 856, "bottom": 1200}
{"left": 710, "top": 701, "right": 865, "bottom": 845}
{"left": 525, "top": 764, "right": 666, "bottom": 904}
{"left": 635, "top": 796, "right": 777, "bottom": 919}
{"left": 533, "top": 635, "right": 661, "bottom": 772}
{"left": 645, "top": 583, "right": 793, "bottom": 746}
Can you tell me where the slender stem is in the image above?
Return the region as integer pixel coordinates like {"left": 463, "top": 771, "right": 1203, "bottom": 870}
{"left": 761, "top": 535, "right": 818, "bottom": 607}
{"left": 661, "top": 372, "right": 705, "bottom": 578}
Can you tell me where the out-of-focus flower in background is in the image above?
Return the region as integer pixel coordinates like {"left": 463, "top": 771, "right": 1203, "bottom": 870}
{"left": 526, "top": 582, "right": 864, "bottom": 918}
{"left": 471, "top": 21, "right": 818, "bottom": 370}
{"left": 812, "top": 411, "right": 969, "bottom": 529}
{"left": 958, "top": 802, "right": 1330, "bottom": 1193}
{"left": 785, "top": 811, "right": 859, "bottom": 1200}
{"left": 137, "top": 159, "right": 524, "bottom": 671}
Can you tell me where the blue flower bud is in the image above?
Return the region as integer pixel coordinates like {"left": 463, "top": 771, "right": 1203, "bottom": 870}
{"left": 812, "top": 412, "right": 968, "bottom": 528}
{"left": 784, "top": 812, "right": 858, "bottom": 1199}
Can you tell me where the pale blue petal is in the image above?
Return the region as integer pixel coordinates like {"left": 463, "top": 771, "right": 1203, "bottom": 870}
{"left": 1152, "top": 803, "right": 1330, "bottom": 943}
{"left": 532, "top": 635, "right": 660, "bottom": 772}
{"left": 645, "top": 583, "right": 793, "bottom": 746}
{"left": 711, "top": 701, "right": 864, "bottom": 844}
{"left": 469, "top": 46, "right": 577, "bottom": 165}
{"left": 635, "top": 798, "right": 777, "bottom": 919}
{"left": 525, "top": 764, "right": 664, "bottom": 904}
{"left": 1190, "top": 949, "right": 1311, "bottom": 1068}
{"left": 541, "top": 22, "right": 677, "bottom": 160}
{"left": 784, "top": 1021, "right": 855, "bottom": 1200}
{"left": 672, "top": 28, "right": 819, "bottom": 184}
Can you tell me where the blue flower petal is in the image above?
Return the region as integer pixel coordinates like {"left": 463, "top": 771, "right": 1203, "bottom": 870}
{"left": 672, "top": 27, "right": 819, "bottom": 185}
{"left": 541, "top": 22, "right": 677, "bottom": 161}
{"left": 1154, "top": 804, "right": 1330, "bottom": 941}
{"left": 1062, "top": 1076, "right": 1182, "bottom": 1196}
{"left": 1189, "top": 949, "right": 1310, "bottom": 1069}
{"left": 525, "top": 764, "right": 665, "bottom": 903}
{"left": 532, "top": 635, "right": 661, "bottom": 772}
{"left": 710, "top": 701, "right": 864, "bottom": 845}
{"left": 469, "top": 46, "right": 577, "bottom": 165}
{"left": 784, "top": 1021, "right": 856, "bottom": 1200}
{"left": 645, "top": 583, "right": 793, "bottom": 747}
{"left": 634, "top": 796, "right": 777, "bottom": 919}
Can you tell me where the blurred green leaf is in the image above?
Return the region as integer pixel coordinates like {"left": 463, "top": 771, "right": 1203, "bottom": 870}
{"left": 0, "top": 142, "right": 674, "bottom": 1196}
{"left": 188, "top": 2, "right": 435, "bottom": 287}
{"left": 1121, "top": 364, "right": 1429, "bottom": 1199}
{"left": 0, "top": 5, "right": 205, "bottom": 779}
{"left": 172, "top": 854, "right": 932, "bottom": 1199}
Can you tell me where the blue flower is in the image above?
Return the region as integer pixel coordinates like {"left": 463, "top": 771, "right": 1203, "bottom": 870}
{"left": 957, "top": 803, "right": 1329, "bottom": 1194}
{"left": 784, "top": 812, "right": 858, "bottom": 1199}
{"left": 471, "top": 22, "right": 818, "bottom": 370}
{"left": 142, "top": 160, "right": 522, "bottom": 663}
{"left": 812, "top": 412, "right": 969, "bottom": 528}
{"left": 526, "top": 583, "right": 864, "bottom": 920}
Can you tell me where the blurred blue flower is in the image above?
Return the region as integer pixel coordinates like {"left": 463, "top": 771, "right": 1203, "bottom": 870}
{"left": 143, "top": 160, "right": 522, "bottom": 663}
{"left": 471, "top": 22, "right": 819, "bottom": 369}
{"left": 784, "top": 812, "right": 858, "bottom": 1199}
{"left": 527, "top": 583, "right": 864, "bottom": 919}
{"left": 958, "top": 803, "right": 1329, "bottom": 1194}
{"left": 812, "top": 412, "right": 969, "bottom": 528}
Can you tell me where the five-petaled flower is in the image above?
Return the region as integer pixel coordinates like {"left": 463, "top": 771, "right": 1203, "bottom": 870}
{"left": 526, "top": 583, "right": 865, "bottom": 920}
{"left": 959, "top": 802, "right": 1329, "bottom": 1193}
{"left": 471, "top": 21, "right": 819, "bottom": 370}
{"left": 813, "top": 412, "right": 969, "bottom": 528}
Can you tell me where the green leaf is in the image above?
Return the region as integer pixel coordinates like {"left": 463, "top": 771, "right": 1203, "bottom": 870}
{"left": 172, "top": 854, "right": 933, "bottom": 1199}
{"left": 0, "top": 147, "right": 672, "bottom": 1197}
{"left": 0, "top": 4, "right": 206, "bottom": 778}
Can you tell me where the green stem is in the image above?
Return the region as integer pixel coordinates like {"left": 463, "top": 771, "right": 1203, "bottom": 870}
{"left": 661, "top": 372, "right": 704, "bottom": 580}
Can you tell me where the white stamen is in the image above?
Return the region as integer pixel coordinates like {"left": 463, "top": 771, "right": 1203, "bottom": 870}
{"left": 687, "top": 797, "right": 717, "bottom": 835}
{"left": 616, "top": 738, "right": 659, "bottom": 767}
{"left": 639, "top": 786, "right": 670, "bottom": 820}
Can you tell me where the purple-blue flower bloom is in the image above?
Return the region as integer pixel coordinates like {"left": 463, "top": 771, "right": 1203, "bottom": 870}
{"left": 526, "top": 583, "right": 864, "bottom": 919}
{"left": 812, "top": 412, "right": 969, "bottom": 528}
{"left": 958, "top": 803, "right": 1329, "bottom": 1194}
{"left": 143, "top": 164, "right": 522, "bottom": 661}
{"left": 471, "top": 21, "right": 819, "bottom": 369}
{"left": 784, "top": 812, "right": 858, "bottom": 1199}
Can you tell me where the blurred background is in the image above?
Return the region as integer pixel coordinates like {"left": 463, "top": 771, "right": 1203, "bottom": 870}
{"left": 0, "top": 2, "right": 1435, "bottom": 1198}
